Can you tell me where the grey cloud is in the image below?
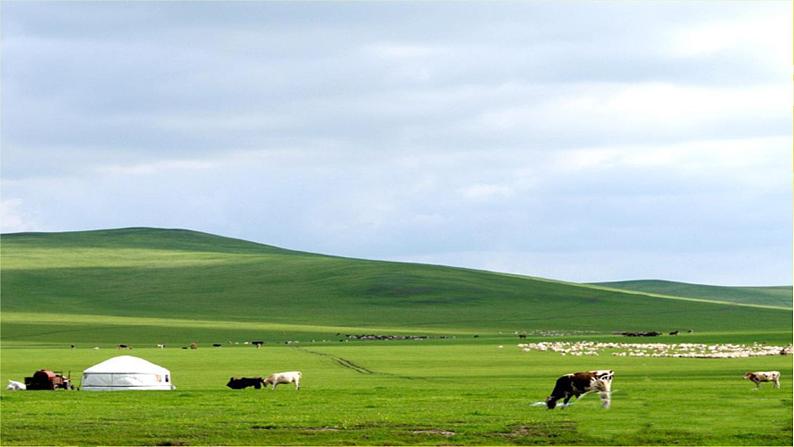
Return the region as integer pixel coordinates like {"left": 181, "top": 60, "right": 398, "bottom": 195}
{"left": 6, "top": 7, "right": 787, "bottom": 163}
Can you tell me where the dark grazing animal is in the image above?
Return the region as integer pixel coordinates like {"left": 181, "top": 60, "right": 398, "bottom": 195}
{"left": 546, "top": 370, "right": 614, "bottom": 409}
{"left": 226, "top": 377, "right": 264, "bottom": 389}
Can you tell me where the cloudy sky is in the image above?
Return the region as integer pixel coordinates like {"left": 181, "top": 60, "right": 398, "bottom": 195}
{"left": 2, "top": 1, "right": 791, "bottom": 285}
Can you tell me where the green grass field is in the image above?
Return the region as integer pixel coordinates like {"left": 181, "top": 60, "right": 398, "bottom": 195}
{"left": 1, "top": 345, "right": 792, "bottom": 445}
{"left": 1, "top": 228, "right": 792, "bottom": 445}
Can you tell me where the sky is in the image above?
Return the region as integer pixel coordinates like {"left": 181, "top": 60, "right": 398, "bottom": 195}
{"left": 1, "top": 1, "right": 791, "bottom": 285}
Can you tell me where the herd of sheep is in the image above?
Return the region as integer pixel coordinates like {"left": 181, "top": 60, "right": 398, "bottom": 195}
{"left": 517, "top": 341, "right": 793, "bottom": 358}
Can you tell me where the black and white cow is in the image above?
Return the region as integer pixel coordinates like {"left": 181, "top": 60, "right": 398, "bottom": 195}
{"left": 546, "top": 370, "right": 614, "bottom": 409}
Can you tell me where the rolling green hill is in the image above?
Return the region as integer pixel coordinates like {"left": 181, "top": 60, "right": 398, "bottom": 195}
{"left": 592, "top": 280, "right": 792, "bottom": 309}
{"left": 1, "top": 228, "right": 791, "bottom": 346}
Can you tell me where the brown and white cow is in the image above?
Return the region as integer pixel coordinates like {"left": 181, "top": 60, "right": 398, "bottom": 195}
{"left": 263, "top": 371, "right": 302, "bottom": 390}
{"left": 546, "top": 370, "right": 613, "bottom": 409}
{"left": 744, "top": 371, "right": 780, "bottom": 389}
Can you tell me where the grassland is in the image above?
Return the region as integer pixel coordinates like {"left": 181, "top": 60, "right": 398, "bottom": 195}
{"left": 2, "top": 345, "right": 792, "bottom": 445}
{"left": 593, "top": 280, "right": 792, "bottom": 309}
{"left": 1, "top": 228, "right": 792, "bottom": 445}
{"left": 2, "top": 228, "right": 791, "bottom": 345}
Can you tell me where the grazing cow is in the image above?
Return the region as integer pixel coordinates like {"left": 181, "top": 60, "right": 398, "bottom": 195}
{"left": 546, "top": 370, "right": 614, "bottom": 409}
{"left": 744, "top": 371, "right": 780, "bottom": 389}
{"left": 6, "top": 380, "right": 26, "bottom": 391}
{"left": 226, "top": 377, "right": 264, "bottom": 389}
{"left": 263, "top": 371, "right": 302, "bottom": 390}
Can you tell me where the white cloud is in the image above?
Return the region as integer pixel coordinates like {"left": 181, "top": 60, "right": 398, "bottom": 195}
{"left": 668, "top": 14, "right": 792, "bottom": 60}
{"left": 471, "top": 82, "right": 790, "bottom": 146}
{"left": 0, "top": 198, "right": 40, "bottom": 233}
{"left": 97, "top": 159, "right": 215, "bottom": 176}
{"left": 555, "top": 136, "right": 791, "bottom": 188}
{"left": 460, "top": 183, "right": 515, "bottom": 201}
{"left": 364, "top": 42, "right": 443, "bottom": 60}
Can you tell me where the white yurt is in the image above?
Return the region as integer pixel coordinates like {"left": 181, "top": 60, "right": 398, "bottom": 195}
{"left": 81, "top": 355, "right": 175, "bottom": 391}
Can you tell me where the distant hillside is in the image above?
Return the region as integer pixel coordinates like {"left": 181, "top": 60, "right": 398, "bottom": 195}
{"left": 1, "top": 228, "right": 791, "bottom": 345}
{"left": 3, "top": 227, "right": 301, "bottom": 255}
{"left": 593, "top": 280, "right": 792, "bottom": 309}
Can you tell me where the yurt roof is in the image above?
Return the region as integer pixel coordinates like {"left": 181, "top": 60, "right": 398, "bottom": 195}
{"left": 83, "top": 355, "right": 170, "bottom": 374}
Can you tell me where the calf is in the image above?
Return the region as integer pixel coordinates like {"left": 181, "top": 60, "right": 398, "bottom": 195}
{"left": 546, "top": 370, "right": 613, "bottom": 409}
{"left": 6, "top": 380, "right": 26, "bottom": 391}
{"left": 263, "top": 371, "right": 302, "bottom": 390}
{"left": 226, "top": 377, "right": 264, "bottom": 389}
{"left": 744, "top": 371, "right": 780, "bottom": 389}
